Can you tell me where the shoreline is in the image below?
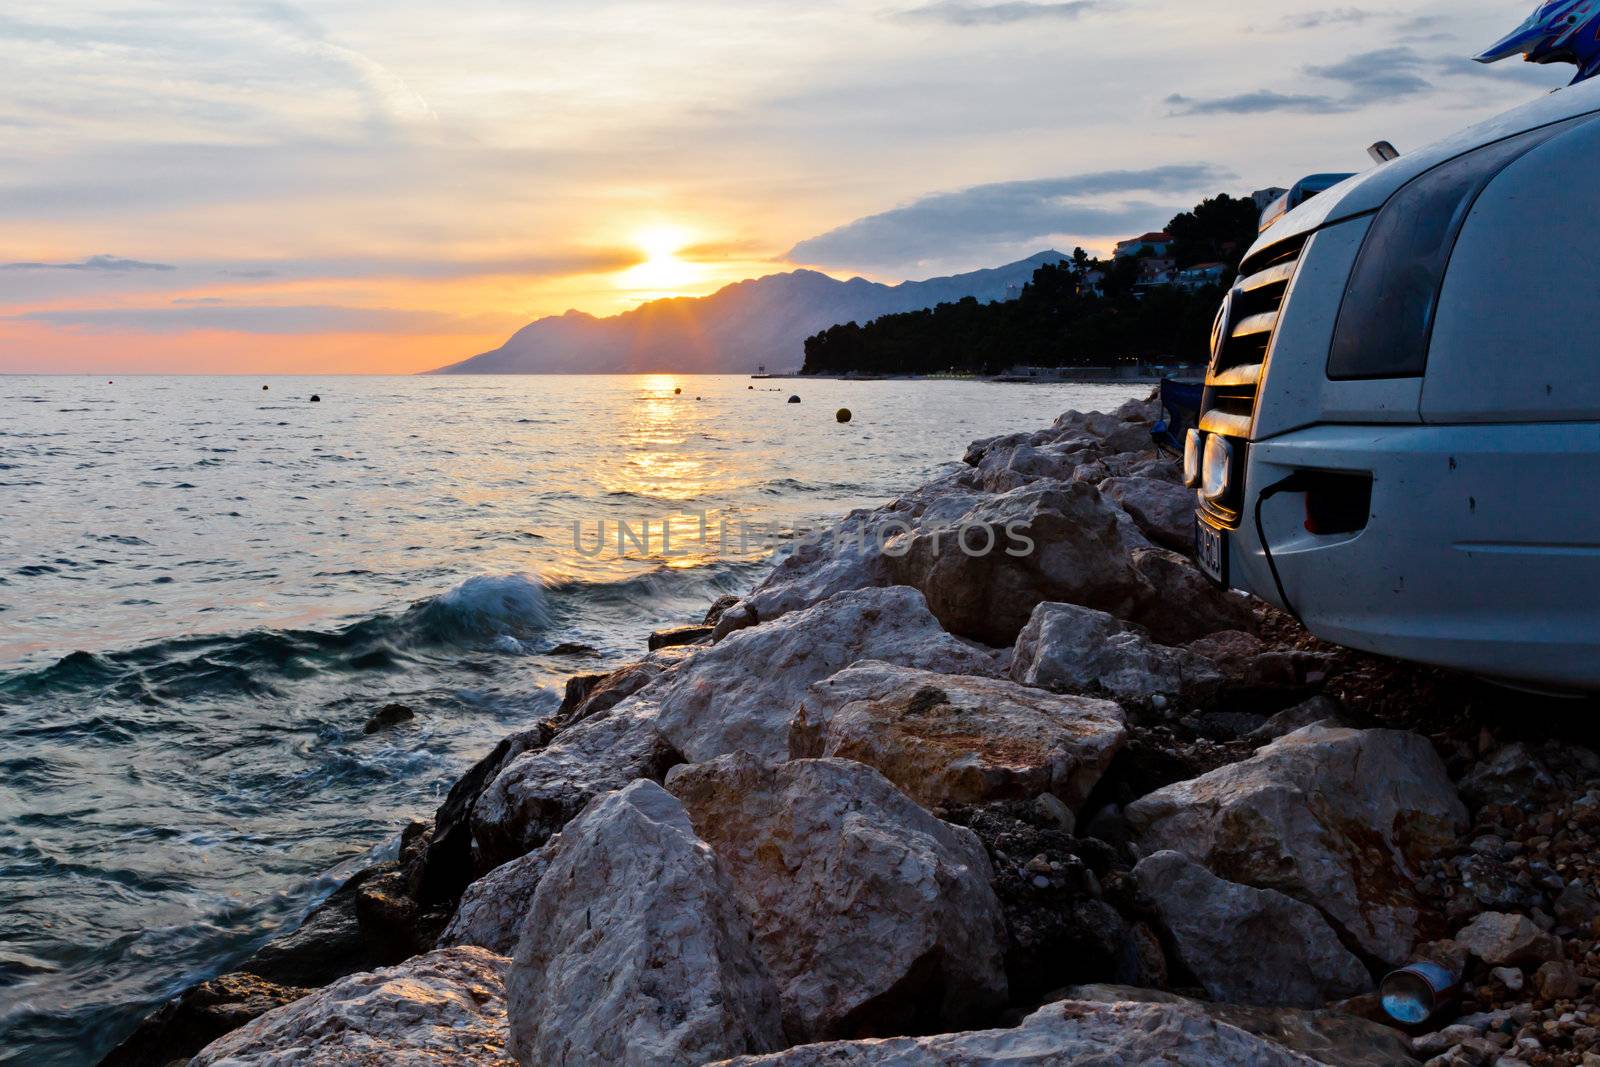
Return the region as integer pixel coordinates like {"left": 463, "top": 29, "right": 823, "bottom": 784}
{"left": 102, "top": 393, "right": 1600, "bottom": 1067}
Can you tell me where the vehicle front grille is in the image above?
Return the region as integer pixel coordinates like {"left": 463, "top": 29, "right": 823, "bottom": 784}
{"left": 1199, "top": 236, "right": 1306, "bottom": 526}
{"left": 1201, "top": 236, "right": 1305, "bottom": 437}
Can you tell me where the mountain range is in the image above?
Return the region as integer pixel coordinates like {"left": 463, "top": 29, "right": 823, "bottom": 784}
{"left": 428, "top": 251, "right": 1067, "bottom": 374}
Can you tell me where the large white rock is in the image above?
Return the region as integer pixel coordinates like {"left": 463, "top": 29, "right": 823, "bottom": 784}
{"left": 1008, "top": 601, "right": 1222, "bottom": 704}
{"left": 656, "top": 586, "right": 1001, "bottom": 764}
{"left": 1133, "top": 850, "right": 1371, "bottom": 1009}
{"left": 191, "top": 946, "right": 513, "bottom": 1066}
{"left": 1098, "top": 475, "right": 1198, "bottom": 552}
{"left": 666, "top": 754, "right": 1008, "bottom": 1042}
{"left": 508, "top": 780, "right": 784, "bottom": 1067}
{"left": 741, "top": 469, "right": 986, "bottom": 625}
{"left": 883, "top": 480, "right": 1157, "bottom": 646}
{"left": 707, "top": 997, "right": 1322, "bottom": 1066}
{"left": 440, "top": 847, "right": 552, "bottom": 956}
{"left": 790, "top": 661, "right": 1125, "bottom": 811}
{"left": 1125, "top": 725, "right": 1468, "bottom": 964}
{"left": 472, "top": 695, "right": 680, "bottom": 868}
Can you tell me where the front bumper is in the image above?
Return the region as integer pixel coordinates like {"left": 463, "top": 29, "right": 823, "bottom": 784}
{"left": 1211, "top": 421, "right": 1600, "bottom": 691}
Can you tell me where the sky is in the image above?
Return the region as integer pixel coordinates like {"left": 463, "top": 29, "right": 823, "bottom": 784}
{"left": 0, "top": 0, "right": 1568, "bottom": 374}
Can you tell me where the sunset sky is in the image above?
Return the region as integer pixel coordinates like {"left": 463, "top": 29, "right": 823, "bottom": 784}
{"left": 0, "top": 0, "right": 1565, "bottom": 374}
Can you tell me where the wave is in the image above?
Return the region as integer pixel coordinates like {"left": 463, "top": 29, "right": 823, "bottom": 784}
{"left": 0, "top": 573, "right": 559, "bottom": 701}
{"left": 401, "top": 573, "right": 552, "bottom": 650}
{"left": 0, "top": 560, "right": 764, "bottom": 706}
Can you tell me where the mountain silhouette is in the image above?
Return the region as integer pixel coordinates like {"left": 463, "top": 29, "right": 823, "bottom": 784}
{"left": 428, "top": 252, "right": 1067, "bottom": 374}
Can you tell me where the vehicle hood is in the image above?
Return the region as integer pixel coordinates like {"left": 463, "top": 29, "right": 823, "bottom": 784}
{"left": 1247, "top": 76, "right": 1600, "bottom": 258}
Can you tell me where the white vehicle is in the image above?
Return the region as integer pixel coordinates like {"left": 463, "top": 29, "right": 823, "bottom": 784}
{"left": 1188, "top": 78, "right": 1600, "bottom": 692}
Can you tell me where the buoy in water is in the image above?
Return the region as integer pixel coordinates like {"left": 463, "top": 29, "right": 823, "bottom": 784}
{"left": 309, "top": 394, "right": 322, "bottom": 402}
{"left": 674, "top": 387, "right": 682, "bottom": 395}
{"left": 748, "top": 385, "right": 754, "bottom": 390}
{"left": 836, "top": 408, "right": 852, "bottom": 423}
{"left": 788, "top": 395, "right": 801, "bottom": 404}
{"left": 262, "top": 385, "right": 269, "bottom": 390}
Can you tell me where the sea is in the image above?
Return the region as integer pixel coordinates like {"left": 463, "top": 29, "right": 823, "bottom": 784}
{"left": 0, "top": 373, "right": 1146, "bottom": 1064}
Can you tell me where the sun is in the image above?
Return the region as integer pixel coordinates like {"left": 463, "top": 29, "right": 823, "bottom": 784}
{"left": 620, "top": 225, "right": 704, "bottom": 294}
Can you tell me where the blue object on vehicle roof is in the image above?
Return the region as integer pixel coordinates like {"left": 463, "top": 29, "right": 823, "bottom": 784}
{"left": 1152, "top": 377, "right": 1204, "bottom": 455}
{"left": 1476, "top": 0, "right": 1600, "bottom": 85}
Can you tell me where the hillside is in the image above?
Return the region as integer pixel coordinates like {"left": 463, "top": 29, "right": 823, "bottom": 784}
{"left": 428, "top": 252, "right": 1067, "bottom": 374}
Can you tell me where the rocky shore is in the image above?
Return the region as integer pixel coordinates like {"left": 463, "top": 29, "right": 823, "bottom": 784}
{"left": 104, "top": 394, "right": 1600, "bottom": 1067}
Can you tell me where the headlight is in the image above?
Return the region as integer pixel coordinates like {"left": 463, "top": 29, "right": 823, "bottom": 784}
{"left": 1183, "top": 429, "right": 1202, "bottom": 488}
{"left": 1202, "top": 435, "right": 1233, "bottom": 500}
{"left": 1328, "top": 113, "right": 1595, "bottom": 380}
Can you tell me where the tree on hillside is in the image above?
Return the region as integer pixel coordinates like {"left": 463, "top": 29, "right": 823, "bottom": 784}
{"left": 1165, "top": 194, "right": 1260, "bottom": 269}
{"left": 800, "top": 191, "right": 1246, "bottom": 376}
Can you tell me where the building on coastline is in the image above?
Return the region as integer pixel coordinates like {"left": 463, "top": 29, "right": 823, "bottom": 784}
{"left": 1176, "top": 262, "right": 1229, "bottom": 289}
{"left": 1114, "top": 231, "right": 1175, "bottom": 259}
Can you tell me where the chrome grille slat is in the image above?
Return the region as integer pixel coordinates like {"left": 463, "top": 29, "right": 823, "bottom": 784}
{"left": 1236, "top": 260, "right": 1296, "bottom": 294}
{"left": 1200, "top": 235, "right": 1307, "bottom": 517}
{"left": 1230, "top": 312, "right": 1278, "bottom": 340}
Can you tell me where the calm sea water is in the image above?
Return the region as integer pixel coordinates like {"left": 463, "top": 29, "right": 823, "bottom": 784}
{"left": 0, "top": 373, "right": 1144, "bottom": 1064}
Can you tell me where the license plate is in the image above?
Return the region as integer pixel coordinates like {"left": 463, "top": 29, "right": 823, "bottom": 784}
{"left": 1195, "top": 519, "right": 1228, "bottom": 586}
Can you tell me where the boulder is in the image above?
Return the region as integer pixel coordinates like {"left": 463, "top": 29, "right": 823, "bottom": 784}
{"left": 649, "top": 624, "right": 714, "bottom": 650}
{"left": 97, "top": 972, "right": 312, "bottom": 1067}
{"left": 1008, "top": 601, "right": 1222, "bottom": 704}
{"left": 556, "top": 645, "right": 696, "bottom": 727}
{"left": 473, "top": 695, "right": 681, "bottom": 868}
{"left": 1127, "top": 547, "right": 1258, "bottom": 644}
{"left": 1053, "top": 985, "right": 1418, "bottom": 1067}
{"left": 439, "top": 847, "right": 552, "bottom": 956}
{"left": 363, "top": 702, "right": 415, "bottom": 733}
{"left": 1133, "top": 850, "right": 1371, "bottom": 1009}
{"left": 708, "top": 997, "right": 1323, "bottom": 1065}
{"left": 667, "top": 754, "right": 1007, "bottom": 1041}
{"left": 1536, "top": 959, "right": 1580, "bottom": 999}
{"left": 656, "top": 586, "right": 1000, "bottom": 764}
{"left": 740, "top": 469, "right": 985, "bottom": 626}
{"left": 791, "top": 662, "right": 1125, "bottom": 811}
{"left": 1125, "top": 724, "right": 1468, "bottom": 964}
{"left": 1245, "top": 696, "right": 1345, "bottom": 744}
{"left": 416, "top": 723, "right": 555, "bottom": 904}
{"left": 1454, "top": 912, "right": 1562, "bottom": 967}
{"left": 508, "top": 781, "right": 784, "bottom": 1066}
{"left": 1458, "top": 742, "right": 1562, "bottom": 808}
{"left": 1187, "top": 630, "right": 1337, "bottom": 692}
{"left": 884, "top": 480, "right": 1155, "bottom": 646}
{"left": 970, "top": 442, "right": 1089, "bottom": 494}
{"left": 191, "top": 946, "right": 513, "bottom": 1066}
{"left": 1098, "top": 475, "right": 1197, "bottom": 552}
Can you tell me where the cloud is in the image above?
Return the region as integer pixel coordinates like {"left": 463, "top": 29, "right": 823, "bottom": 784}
{"left": 1280, "top": 8, "right": 1377, "bottom": 30}
{"left": 1167, "top": 46, "right": 1433, "bottom": 116}
{"left": 785, "top": 164, "right": 1230, "bottom": 269}
{"left": 1165, "top": 91, "right": 1338, "bottom": 115}
{"left": 1306, "top": 46, "right": 1432, "bottom": 102}
{"left": 14, "top": 304, "right": 500, "bottom": 336}
{"left": 897, "top": 0, "right": 1102, "bottom": 25}
{"left": 2, "top": 254, "right": 176, "bottom": 272}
